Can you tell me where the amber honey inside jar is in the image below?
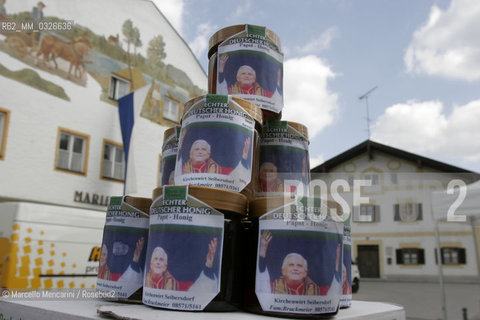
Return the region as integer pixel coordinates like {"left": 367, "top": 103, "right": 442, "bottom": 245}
{"left": 144, "top": 186, "right": 248, "bottom": 311}
{"left": 258, "top": 120, "right": 310, "bottom": 197}
{"left": 175, "top": 94, "right": 262, "bottom": 202}
{"left": 160, "top": 126, "right": 179, "bottom": 186}
{"left": 243, "top": 196, "right": 343, "bottom": 318}
{"left": 208, "top": 24, "right": 283, "bottom": 123}
{"left": 97, "top": 196, "right": 151, "bottom": 303}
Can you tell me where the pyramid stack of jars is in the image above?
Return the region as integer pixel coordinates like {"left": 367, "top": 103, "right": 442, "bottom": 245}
{"left": 97, "top": 25, "right": 350, "bottom": 318}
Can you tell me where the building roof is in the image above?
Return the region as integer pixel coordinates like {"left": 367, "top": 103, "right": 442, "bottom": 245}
{"left": 311, "top": 139, "right": 479, "bottom": 178}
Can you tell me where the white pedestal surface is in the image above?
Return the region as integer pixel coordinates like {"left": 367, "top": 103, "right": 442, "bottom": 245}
{"left": 0, "top": 298, "right": 405, "bottom": 320}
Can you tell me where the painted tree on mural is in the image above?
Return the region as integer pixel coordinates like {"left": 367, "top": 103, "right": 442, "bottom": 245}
{"left": 142, "top": 35, "right": 167, "bottom": 123}
{"left": 122, "top": 19, "right": 136, "bottom": 70}
{"left": 132, "top": 27, "right": 142, "bottom": 66}
{"left": 147, "top": 35, "right": 166, "bottom": 87}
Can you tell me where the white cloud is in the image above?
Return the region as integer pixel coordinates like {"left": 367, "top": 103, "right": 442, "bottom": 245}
{"left": 152, "top": 0, "right": 184, "bottom": 35}
{"left": 233, "top": 0, "right": 253, "bottom": 18}
{"left": 309, "top": 154, "right": 325, "bottom": 169}
{"left": 282, "top": 55, "right": 339, "bottom": 139}
{"left": 296, "top": 27, "right": 339, "bottom": 54}
{"left": 371, "top": 99, "right": 480, "bottom": 164}
{"left": 405, "top": 0, "right": 480, "bottom": 81}
{"left": 188, "top": 23, "right": 218, "bottom": 59}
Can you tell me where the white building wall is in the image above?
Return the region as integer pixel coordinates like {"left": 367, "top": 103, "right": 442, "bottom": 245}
{"left": 316, "top": 150, "right": 479, "bottom": 279}
{"left": 0, "top": 58, "right": 170, "bottom": 210}
{"left": 0, "top": 0, "right": 207, "bottom": 211}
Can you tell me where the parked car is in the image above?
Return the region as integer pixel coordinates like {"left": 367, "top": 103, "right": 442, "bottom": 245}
{"left": 352, "top": 261, "right": 360, "bottom": 293}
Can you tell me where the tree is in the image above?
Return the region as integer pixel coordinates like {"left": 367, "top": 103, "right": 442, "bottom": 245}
{"left": 122, "top": 19, "right": 134, "bottom": 70}
{"left": 147, "top": 35, "right": 167, "bottom": 85}
{"left": 132, "top": 27, "right": 142, "bottom": 66}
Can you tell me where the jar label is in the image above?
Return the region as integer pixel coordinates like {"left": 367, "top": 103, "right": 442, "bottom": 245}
{"left": 216, "top": 24, "right": 284, "bottom": 114}
{"left": 340, "top": 217, "right": 352, "bottom": 307}
{"left": 143, "top": 186, "right": 224, "bottom": 311}
{"left": 174, "top": 94, "right": 255, "bottom": 193}
{"left": 160, "top": 126, "right": 180, "bottom": 186}
{"left": 97, "top": 196, "right": 150, "bottom": 299}
{"left": 255, "top": 197, "right": 343, "bottom": 314}
{"left": 258, "top": 121, "right": 310, "bottom": 197}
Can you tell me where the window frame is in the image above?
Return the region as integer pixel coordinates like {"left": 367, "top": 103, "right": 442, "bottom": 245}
{"left": 109, "top": 75, "right": 131, "bottom": 100}
{"left": 100, "top": 139, "right": 125, "bottom": 183}
{"left": 0, "top": 108, "right": 10, "bottom": 161}
{"left": 162, "top": 93, "right": 182, "bottom": 123}
{"left": 361, "top": 168, "right": 383, "bottom": 194}
{"left": 54, "top": 127, "right": 90, "bottom": 176}
{"left": 396, "top": 248, "right": 425, "bottom": 265}
{"left": 391, "top": 173, "right": 398, "bottom": 184}
{"left": 360, "top": 204, "right": 376, "bottom": 222}
{"left": 364, "top": 173, "right": 379, "bottom": 185}
{"left": 440, "top": 247, "right": 466, "bottom": 265}
{"left": 354, "top": 204, "right": 380, "bottom": 223}
{"left": 163, "top": 96, "right": 179, "bottom": 122}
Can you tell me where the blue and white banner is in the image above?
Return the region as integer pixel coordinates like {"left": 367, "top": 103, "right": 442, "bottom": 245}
{"left": 118, "top": 85, "right": 149, "bottom": 195}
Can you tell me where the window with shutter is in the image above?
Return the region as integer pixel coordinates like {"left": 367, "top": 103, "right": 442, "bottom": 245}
{"left": 375, "top": 205, "right": 381, "bottom": 222}
{"left": 417, "top": 203, "right": 423, "bottom": 221}
{"left": 396, "top": 248, "right": 425, "bottom": 265}
{"left": 101, "top": 140, "right": 125, "bottom": 181}
{"left": 441, "top": 247, "right": 466, "bottom": 265}
{"left": 55, "top": 128, "right": 89, "bottom": 175}
{"left": 362, "top": 171, "right": 382, "bottom": 193}
{"left": 355, "top": 204, "right": 376, "bottom": 222}
{"left": 364, "top": 173, "right": 379, "bottom": 185}
{"left": 418, "top": 249, "right": 425, "bottom": 264}
{"left": 396, "top": 249, "right": 403, "bottom": 264}
{"left": 458, "top": 248, "right": 466, "bottom": 264}
{"left": 163, "top": 97, "right": 179, "bottom": 122}
{"left": 394, "top": 204, "right": 400, "bottom": 221}
{"left": 109, "top": 76, "right": 130, "bottom": 100}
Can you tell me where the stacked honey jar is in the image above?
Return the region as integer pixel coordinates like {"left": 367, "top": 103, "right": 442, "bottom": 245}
{"left": 96, "top": 25, "right": 351, "bottom": 318}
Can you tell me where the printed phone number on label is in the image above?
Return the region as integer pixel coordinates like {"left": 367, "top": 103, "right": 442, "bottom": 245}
{"left": 171, "top": 302, "right": 202, "bottom": 310}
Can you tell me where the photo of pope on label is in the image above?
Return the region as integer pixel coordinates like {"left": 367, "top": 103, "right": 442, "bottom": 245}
{"left": 174, "top": 98, "right": 255, "bottom": 193}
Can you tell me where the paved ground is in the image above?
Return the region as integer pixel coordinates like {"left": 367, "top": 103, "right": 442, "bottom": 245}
{"left": 353, "top": 280, "right": 480, "bottom": 320}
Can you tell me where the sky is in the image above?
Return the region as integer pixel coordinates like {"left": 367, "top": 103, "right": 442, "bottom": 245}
{"left": 152, "top": 0, "right": 480, "bottom": 173}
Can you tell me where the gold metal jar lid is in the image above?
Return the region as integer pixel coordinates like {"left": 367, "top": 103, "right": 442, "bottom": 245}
{"left": 264, "top": 120, "right": 309, "bottom": 141}
{"left": 152, "top": 186, "right": 248, "bottom": 215}
{"left": 249, "top": 196, "right": 294, "bottom": 218}
{"left": 208, "top": 24, "right": 282, "bottom": 58}
{"left": 163, "top": 127, "right": 176, "bottom": 143}
{"left": 250, "top": 196, "right": 343, "bottom": 218}
{"left": 287, "top": 121, "right": 309, "bottom": 142}
{"left": 182, "top": 95, "right": 204, "bottom": 116}
{"left": 233, "top": 96, "right": 263, "bottom": 125}
{"left": 124, "top": 196, "right": 152, "bottom": 214}
{"left": 182, "top": 95, "right": 263, "bottom": 125}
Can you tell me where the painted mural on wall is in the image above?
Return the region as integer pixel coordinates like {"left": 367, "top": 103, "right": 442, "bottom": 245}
{"left": 0, "top": 0, "right": 205, "bottom": 126}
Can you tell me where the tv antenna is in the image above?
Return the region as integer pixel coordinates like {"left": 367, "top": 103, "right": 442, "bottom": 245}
{"left": 359, "top": 86, "right": 378, "bottom": 139}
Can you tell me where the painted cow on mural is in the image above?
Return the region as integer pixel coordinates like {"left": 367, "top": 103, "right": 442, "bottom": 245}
{"left": 36, "top": 35, "right": 91, "bottom": 79}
